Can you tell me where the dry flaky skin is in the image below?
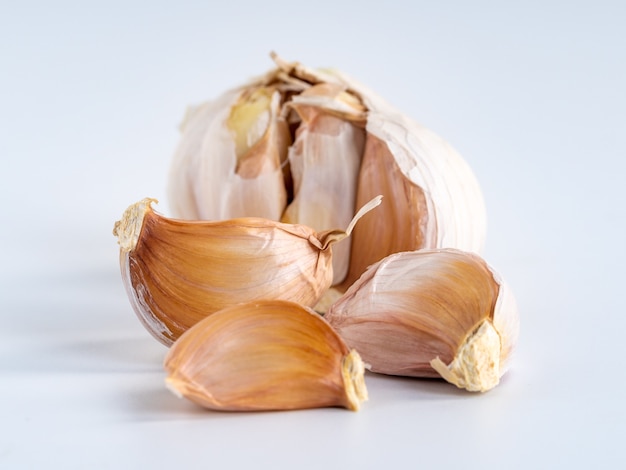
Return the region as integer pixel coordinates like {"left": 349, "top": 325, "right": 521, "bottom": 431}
{"left": 113, "top": 196, "right": 381, "bottom": 346}
{"left": 430, "top": 320, "right": 501, "bottom": 392}
{"left": 164, "top": 300, "right": 368, "bottom": 411}
{"left": 113, "top": 197, "right": 158, "bottom": 253}
{"left": 325, "top": 249, "right": 519, "bottom": 392}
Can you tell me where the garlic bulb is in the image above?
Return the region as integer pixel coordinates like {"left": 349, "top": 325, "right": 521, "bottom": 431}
{"left": 324, "top": 249, "right": 520, "bottom": 392}
{"left": 164, "top": 300, "right": 368, "bottom": 411}
{"left": 112, "top": 196, "right": 381, "bottom": 346}
{"left": 167, "top": 53, "right": 487, "bottom": 289}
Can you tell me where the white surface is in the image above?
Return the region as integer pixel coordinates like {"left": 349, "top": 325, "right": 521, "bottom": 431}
{"left": 1, "top": 1, "right": 625, "bottom": 468}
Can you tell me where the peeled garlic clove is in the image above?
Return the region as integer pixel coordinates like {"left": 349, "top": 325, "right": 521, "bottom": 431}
{"left": 325, "top": 249, "right": 520, "bottom": 392}
{"left": 112, "top": 196, "right": 381, "bottom": 346}
{"left": 168, "top": 85, "right": 289, "bottom": 221}
{"left": 282, "top": 83, "right": 367, "bottom": 285}
{"left": 164, "top": 300, "right": 368, "bottom": 411}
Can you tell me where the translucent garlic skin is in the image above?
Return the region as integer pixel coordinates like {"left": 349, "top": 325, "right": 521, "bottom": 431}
{"left": 324, "top": 249, "right": 520, "bottom": 392}
{"left": 167, "top": 54, "right": 487, "bottom": 289}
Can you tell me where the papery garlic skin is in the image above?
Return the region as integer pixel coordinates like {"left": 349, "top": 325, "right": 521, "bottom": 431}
{"left": 164, "top": 300, "right": 368, "bottom": 411}
{"left": 325, "top": 249, "right": 519, "bottom": 392}
{"left": 113, "top": 196, "right": 381, "bottom": 346}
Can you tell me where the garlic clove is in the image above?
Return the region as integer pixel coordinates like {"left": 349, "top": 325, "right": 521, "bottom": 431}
{"left": 362, "top": 90, "right": 487, "bottom": 254}
{"left": 168, "top": 85, "right": 289, "bottom": 221}
{"left": 282, "top": 83, "right": 366, "bottom": 285}
{"left": 333, "top": 72, "right": 487, "bottom": 289}
{"left": 324, "top": 249, "right": 519, "bottom": 392}
{"left": 164, "top": 299, "right": 368, "bottom": 411}
{"left": 113, "top": 196, "right": 381, "bottom": 346}
{"left": 339, "top": 132, "right": 429, "bottom": 289}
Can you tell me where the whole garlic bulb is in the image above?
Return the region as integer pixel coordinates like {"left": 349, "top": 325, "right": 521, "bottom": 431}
{"left": 167, "top": 53, "right": 487, "bottom": 288}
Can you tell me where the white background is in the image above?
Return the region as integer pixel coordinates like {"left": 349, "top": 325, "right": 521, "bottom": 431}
{"left": 1, "top": 1, "right": 625, "bottom": 468}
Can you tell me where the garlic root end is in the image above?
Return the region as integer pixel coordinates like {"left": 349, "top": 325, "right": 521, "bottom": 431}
{"left": 113, "top": 198, "right": 157, "bottom": 252}
{"left": 430, "top": 320, "right": 501, "bottom": 393}
{"left": 341, "top": 349, "right": 368, "bottom": 411}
